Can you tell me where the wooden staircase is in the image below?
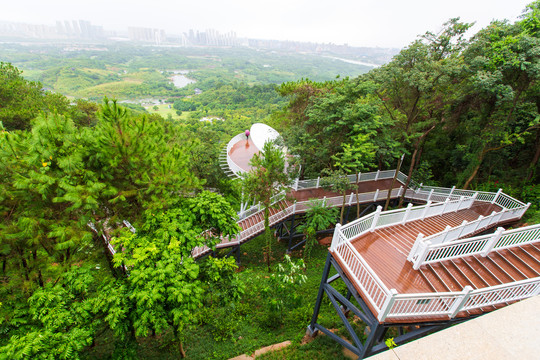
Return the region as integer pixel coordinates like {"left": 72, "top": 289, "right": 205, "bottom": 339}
{"left": 418, "top": 242, "right": 540, "bottom": 295}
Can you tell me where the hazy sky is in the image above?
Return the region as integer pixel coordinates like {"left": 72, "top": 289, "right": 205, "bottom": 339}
{"left": 1, "top": 0, "right": 533, "bottom": 48}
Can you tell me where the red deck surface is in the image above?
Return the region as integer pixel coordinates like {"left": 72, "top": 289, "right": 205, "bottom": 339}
{"left": 228, "top": 138, "right": 260, "bottom": 172}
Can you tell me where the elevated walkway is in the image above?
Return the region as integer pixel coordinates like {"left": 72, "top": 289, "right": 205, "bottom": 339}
{"left": 307, "top": 181, "right": 537, "bottom": 358}
{"left": 192, "top": 171, "right": 405, "bottom": 258}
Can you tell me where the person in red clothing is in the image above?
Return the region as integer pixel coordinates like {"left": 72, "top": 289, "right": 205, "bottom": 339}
{"left": 245, "top": 129, "right": 250, "bottom": 148}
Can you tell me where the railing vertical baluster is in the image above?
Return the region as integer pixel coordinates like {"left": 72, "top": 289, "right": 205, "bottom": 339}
{"left": 373, "top": 189, "right": 380, "bottom": 202}
{"left": 316, "top": 176, "right": 320, "bottom": 188}
{"left": 375, "top": 170, "right": 380, "bottom": 181}
{"left": 427, "top": 189, "right": 434, "bottom": 202}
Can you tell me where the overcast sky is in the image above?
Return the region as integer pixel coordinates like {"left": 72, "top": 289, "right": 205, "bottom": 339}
{"left": 1, "top": 0, "right": 533, "bottom": 48}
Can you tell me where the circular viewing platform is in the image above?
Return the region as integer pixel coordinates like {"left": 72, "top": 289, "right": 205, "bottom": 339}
{"left": 225, "top": 123, "right": 283, "bottom": 177}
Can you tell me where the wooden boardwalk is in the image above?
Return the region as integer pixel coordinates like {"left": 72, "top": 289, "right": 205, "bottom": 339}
{"left": 332, "top": 201, "right": 540, "bottom": 323}
{"left": 193, "top": 177, "right": 404, "bottom": 258}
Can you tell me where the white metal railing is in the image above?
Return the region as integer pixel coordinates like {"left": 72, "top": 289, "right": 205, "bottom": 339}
{"left": 332, "top": 194, "right": 477, "bottom": 250}
{"left": 333, "top": 239, "right": 390, "bottom": 313}
{"left": 462, "top": 278, "right": 540, "bottom": 312}
{"left": 407, "top": 201, "right": 530, "bottom": 269}
{"left": 238, "top": 191, "right": 286, "bottom": 219}
{"left": 377, "top": 276, "right": 540, "bottom": 321}
{"left": 412, "top": 224, "right": 540, "bottom": 266}
{"left": 294, "top": 169, "right": 401, "bottom": 191}
{"left": 408, "top": 185, "right": 528, "bottom": 210}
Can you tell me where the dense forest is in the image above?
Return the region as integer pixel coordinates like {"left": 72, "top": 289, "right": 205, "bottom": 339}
{"left": 0, "top": 2, "right": 539, "bottom": 359}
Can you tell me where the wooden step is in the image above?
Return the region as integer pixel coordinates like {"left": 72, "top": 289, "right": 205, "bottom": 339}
{"left": 494, "top": 249, "right": 537, "bottom": 278}
{"left": 463, "top": 257, "right": 504, "bottom": 286}
{"left": 443, "top": 260, "right": 479, "bottom": 289}
{"left": 481, "top": 254, "right": 520, "bottom": 282}
{"left": 517, "top": 245, "right": 540, "bottom": 267}
{"left": 428, "top": 263, "right": 462, "bottom": 291}
{"left": 419, "top": 267, "right": 451, "bottom": 292}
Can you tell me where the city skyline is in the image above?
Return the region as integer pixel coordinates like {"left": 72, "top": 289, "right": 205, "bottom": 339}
{"left": 0, "top": 0, "right": 533, "bottom": 48}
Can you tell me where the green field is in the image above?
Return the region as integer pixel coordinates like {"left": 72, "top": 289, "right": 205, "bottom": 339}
{"left": 145, "top": 104, "right": 192, "bottom": 121}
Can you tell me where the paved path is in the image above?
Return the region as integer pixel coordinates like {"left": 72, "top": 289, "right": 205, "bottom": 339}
{"left": 367, "top": 295, "right": 540, "bottom": 360}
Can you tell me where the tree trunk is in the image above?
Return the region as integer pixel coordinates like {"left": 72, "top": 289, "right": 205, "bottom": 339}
{"left": 398, "top": 125, "right": 435, "bottom": 208}
{"left": 264, "top": 206, "right": 271, "bottom": 272}
{"left": 398, "top": 147, "right": 418, "bottom": 208}
{"left": 355, "top": 173, "right": 360, "bottom": 218}
{"left": 179, "top": 341, "right": 186, "bottom": 358}
{"left": 463, "top": 163, "right": 481, "bottom": 190}
{"left": 340, "top": 193, "right": 346, "bottom": 224}
{"left": 526, "top": 129, "right": 540, "bottom": 181}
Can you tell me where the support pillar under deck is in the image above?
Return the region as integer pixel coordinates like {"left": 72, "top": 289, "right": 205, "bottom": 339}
{"left": 307, "top": 252, "right": 474, "bottom": 359}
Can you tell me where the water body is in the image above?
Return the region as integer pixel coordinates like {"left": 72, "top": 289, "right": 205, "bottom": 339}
{"left": 170, "top": 70, "right": 196, "bottom": 88}
{"left": 324, "top": 56, "right": 380, "bottom": 68}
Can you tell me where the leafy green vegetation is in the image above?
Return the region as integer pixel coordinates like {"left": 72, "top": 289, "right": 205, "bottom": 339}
{"left": 0, "top": 2, "right": 539, "bottom": 359}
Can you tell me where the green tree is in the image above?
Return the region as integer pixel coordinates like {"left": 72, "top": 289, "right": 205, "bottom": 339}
{"left": 242, "top": 140, "right": 292, "bottom": 270}
{"left": 0, "top": 62, "right": 71, "bottom": 130}
{"left": 333, "top": 133, "right": 377, "bottom": 217}
{"left": 113, "top": 191, "right": 240, "bottom": 357}
{"left": 369, "top": 18, "right": 473, "bottom": 193}
{"left": 320, "top": 168, "right": 355, "bottom": 224}
{"left": 297, "top": 199, "right": 338, "bottom": 259}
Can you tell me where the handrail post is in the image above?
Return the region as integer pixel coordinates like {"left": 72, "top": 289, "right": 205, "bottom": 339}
{"left": 492, "top": 188, "right": 503, "bottom": 204}
{"left": 377, "top": 289, "right": 398, "bottom": 322}
{"left": 482, "top": 227, "right": 504, "bottom": 256}
{"left": 348, "top": 192, "right": 354, "bottom": 206}
{"left": 408, "top": 233, "right": 424, "bottom": 262}
{"left": 330, "top": 223, "right": 342, "bottom": 252}
{"left": 370, "top": 205, "right": 382, "bottom": 232}
{"left": 475, "top": 215, "right": 484, "bottom": 233}
{"left": 401, "top": 203, "right": 413, "bottom": 224}
{"left": 292, "top": 201, "right": 297, "bottom": 214}
{"left": 469, "top": 192, "right": 478, "bottom": 208}
{"left": 413, "top": 239, "right": 431, "bottom": 270}
{"left": 448, "top": 185, "right": 455, "bottom": 199}
{"left": 449, "top": 286, "right": 474, "bottom": 318}
{"left": 322, "top": 196, "right": 326, "bottom": 206}
{"left": 442, "top": 198, "right": 450, "bottom": 214}
{"left": 294, "top": 178, "right": 299, "bottom": 191}
{"left": 421, "top": 201, "right": 432, "bottom": 220}
{"left": 358, "top": 172, "right": 362, "bottom": 182}
{"left": 316, "top": 176, "right": 320, "bottom": 188}
{"left": 398, "top": 185, "right": 403, "bottom": 197}
{"left": 427, "top": 189, "right": 434, "bottom": 202}
{"left": 521, "top": 203, "right": 531, "bottom": 218}
{"left": 373, "top": 189, "right": 380, "bottom": 202}
{"left": 442, "top": 225, "right": 452, "bottom": 243}
{"left": 457, "top": 220, "right": 468, "bottom": 239}
{"left": 375, "top": 170, "right": 380, "bottom": 181}
{"left": 456, "top": 196, "right": 464, "bottom": 212}
{"left": 416, "top": 183, "right": 423, "bottom": 193}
